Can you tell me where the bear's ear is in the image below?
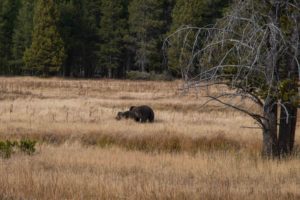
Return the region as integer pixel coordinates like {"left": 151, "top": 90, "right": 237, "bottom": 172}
{"left": 129, "top": 106, "right": 136, "bottom": 111}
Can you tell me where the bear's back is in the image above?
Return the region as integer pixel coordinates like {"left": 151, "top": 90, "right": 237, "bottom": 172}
{"left": 131, "top": 105, "right": 154, "bottom": 122}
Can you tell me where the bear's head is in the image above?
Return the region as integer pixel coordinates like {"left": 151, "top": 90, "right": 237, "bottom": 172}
{"left": 115, "top": 112, "right": 123, "bottom": 120}
{"left": 116, "top": 110, "right": 140, "bottom": 121}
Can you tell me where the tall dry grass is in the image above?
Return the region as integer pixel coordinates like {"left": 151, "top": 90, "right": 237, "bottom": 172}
{"left": 1, "top": 144, "right": 299, "bottom": 200}
{"left": 0, "top": 77, "right": 299, "bottom": 199}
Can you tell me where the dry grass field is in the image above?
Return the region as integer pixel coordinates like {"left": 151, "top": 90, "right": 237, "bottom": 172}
{"left": 0, "top": 77, "right": 299, "bottom": 199}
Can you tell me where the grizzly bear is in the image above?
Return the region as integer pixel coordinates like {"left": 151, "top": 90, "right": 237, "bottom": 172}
{"left": 129, "top": 105, "right": 154, "bottom": 123}
{"left": 116, "top": 105, "right": 154, "bottom": 123}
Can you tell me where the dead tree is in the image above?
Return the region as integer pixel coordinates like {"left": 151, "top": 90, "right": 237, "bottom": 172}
{"left": 164, "top": 0, "right": 300, "bottom": 158}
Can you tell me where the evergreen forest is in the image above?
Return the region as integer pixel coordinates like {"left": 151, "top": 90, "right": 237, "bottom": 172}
{"left": 0, "top": 0, "right": 229, "bottom": 78}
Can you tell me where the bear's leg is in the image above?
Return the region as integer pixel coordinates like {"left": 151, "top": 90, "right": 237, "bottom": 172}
{"left": 134, "top": 117, "right": 140, "bottom": 122}
{"left": 140, "top": 117, "right": 147, "bottom": 123}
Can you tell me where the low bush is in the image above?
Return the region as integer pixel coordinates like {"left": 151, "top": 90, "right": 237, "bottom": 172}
{"left": 126, "top": 71, "right": 150, "bottom": 80}
{"left": 0, "top": 141, "right": 18, "bottom": 159}
{"left": 126, "top": 70, "right": 173, "bottom": 81}
{"left": 0, "top": 139, "right": 36, "bottom": 159}
{"left": 19, "top": 139, "right": 36, "bottom": 155}
{"left": 149, "top": 71, "right": 174, "bottom": 81}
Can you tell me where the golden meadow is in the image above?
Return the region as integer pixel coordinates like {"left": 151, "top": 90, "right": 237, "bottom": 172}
{"left": 0, "top": 77, "right": 299, "bottom": 199}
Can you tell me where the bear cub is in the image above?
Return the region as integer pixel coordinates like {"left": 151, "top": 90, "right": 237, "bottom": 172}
{"left": 116, "top": 105, "right": 154, "bottom": 123}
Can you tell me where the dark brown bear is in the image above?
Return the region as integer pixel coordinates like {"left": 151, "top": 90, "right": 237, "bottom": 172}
{"left": 129, "top": 105, "right": 154, "bottom": 123}
{"left": 116, "top": 105, "right": 154, "bottom": 123}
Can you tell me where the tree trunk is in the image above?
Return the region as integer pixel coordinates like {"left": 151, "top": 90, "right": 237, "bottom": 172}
{"left": 289, "top": 107, "right": 297, "bottom": 152}
{"left": 262, "top": 97, "right": 279, "bottom": 158}
{"left": 278, "top": 103, "right": 297, "bottom": 156}
{"left": 278, "top": 17, "right": 299, "bottom": 156}
{"left": 141, "top": 59, "right": 145, "bottom": 73}
{"left": 108, "top": 68, "right": 112, "bottom": 79}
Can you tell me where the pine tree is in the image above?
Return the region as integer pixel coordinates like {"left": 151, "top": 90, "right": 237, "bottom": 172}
{"left": 59, "top": 0, "right": 85, "bottom": 77}
{"left": 59, "top": 0, "right": 101, "bottom": 77}
{"left": 167, "top": 0, "right": 229, "bottom": 77}
{"left": 24, "top": 0, "right": 65, "bottom": 76}
{"left": 167, "top": 0, "right": 206, "bottom": 77}
{"left": 128, "top": 0, "right": 165, "bottom": 72}
{"left": 98, "top": 0, "right": 127, "bottom": 78}
{"left": 12, "top": 0, "right": 35, "bottom": 74}
{"left": 170, "top": 0, "right": 228, "bottom": 30}
{"left": 0, "top": 0, "right": 21, "bottom": 74}
{"left": 120, "top": 0, "right": 133, "bottom": 75}
{"left": 162, "top": 0, "right": 176, "bottom": 34}
{"left": 79, "top": 0, "right": 101, "bottom": 77}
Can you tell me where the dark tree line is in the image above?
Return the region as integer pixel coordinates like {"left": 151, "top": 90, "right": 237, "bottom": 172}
{"left": 0, "top": 0, "right": 229, "bottom": 78}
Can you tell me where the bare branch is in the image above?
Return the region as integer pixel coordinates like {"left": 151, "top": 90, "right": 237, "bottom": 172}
{"left": 205, "top": 94, "right": 265, "bottom": 126}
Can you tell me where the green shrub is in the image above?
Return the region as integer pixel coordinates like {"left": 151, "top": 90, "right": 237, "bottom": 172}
{"left": 0, "top": 139, "right": 36, "bottom": 159}
{"left": 0, "top": 141, "right": 18, "bottom": 159}
{"left": 19, "top": 139, "right": 37, "bottom": 155}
